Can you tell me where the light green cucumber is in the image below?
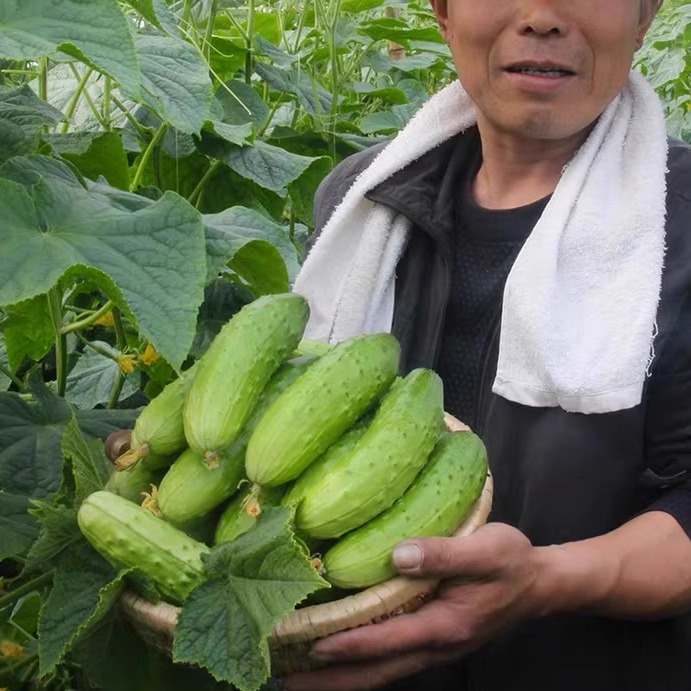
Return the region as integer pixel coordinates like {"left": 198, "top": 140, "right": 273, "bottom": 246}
{"left": 158, "top": 354, "right": 319, "bottom": 525}
{"left": 293, "top": 337, "right": 332, "bottom": 357}
{"left": 245, "top": 332, "right": 400, "bottom": 487}
{"left": 104, "top": 462, "right": 165, "bottom": 504}
{"left": 323, "top": 430, "right": 488, "bottom": 588}
{"left": 77, "top": 490, "right": 209, "bottom": 604}
{"left": 156, "top": 447, "right": 245, "bottom": 525}
{"left": 281, "top": 414, "right": 373, "bottom": 510}
{"left": 183, "top": 293, "right": 309, "bottom": 457}
{"left": 214, "top": 484, "right": 286, "bottom": 544}
{"left": 115, "top": 363, "right": 198, "bottom": 470}
{"left": 294, "top": 368, "right": 446, "bottom": 539}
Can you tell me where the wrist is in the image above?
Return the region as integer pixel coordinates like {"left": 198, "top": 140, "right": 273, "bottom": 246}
{"left": 528, "top": 540, "right": 622, "bottom": 618}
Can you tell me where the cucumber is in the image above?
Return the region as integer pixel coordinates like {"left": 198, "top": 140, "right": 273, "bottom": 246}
{"left": 183, "top": 292, "right": 310, "bottom": 458}
{"left": 294, "top": 338, "right": 332, "bottom": 357}
{"left": 77, "top": 490, "right": 209, "bottom": 604}
{"left": 280, "top": 414, "right": 372, "bottom": 510}
{"left": 115, "top": 364, "right": 197, "bottom": 470}
{"left": 105, "top": 462, "right": 165, "bottom": 504}
{"left": 156, "top": 447, "right": 245, "bottom": 525}
{"left": 158, "top": 354, "right": 318, "bottom": 524}
{"left": 323, "top": 430, "right": 488, "bottom": 588}
{"left": 214, "top": 484, "right": 286, "bottom": 544}
{"left": 245, "top": 332, "right": 400, "bottom": 487}
{"left": 294, "top": 368, "right": 445, "bottom": 539}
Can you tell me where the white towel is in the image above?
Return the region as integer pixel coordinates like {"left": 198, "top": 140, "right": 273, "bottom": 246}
{"left": 293, "top": 71, "right": 669, "bottom": 415}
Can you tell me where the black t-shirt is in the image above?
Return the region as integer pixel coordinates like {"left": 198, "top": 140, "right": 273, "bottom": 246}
{"left": 435, "top": 148, "right": 550, "bottom": 430}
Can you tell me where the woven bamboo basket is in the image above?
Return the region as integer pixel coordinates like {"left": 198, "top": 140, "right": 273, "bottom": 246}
{"left": 118, "top": 413, "right": 494, "bottom": 676}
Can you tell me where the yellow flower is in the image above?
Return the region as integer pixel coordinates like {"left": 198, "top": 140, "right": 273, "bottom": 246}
{"left": 0, "top": 640, "right": 23, "bottom": 658}
{"left": 139, "top": 343, "right": 160, "bottom": 366}
{"left": 94, "top": 310, "right": 115, "bottom": 327}
{"left": 115, "top": 353, "right": 137, "bottom": 374}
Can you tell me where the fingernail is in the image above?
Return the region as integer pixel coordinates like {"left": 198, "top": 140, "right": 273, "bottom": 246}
{"left": 392, "top": 542, "right": 422, "bottom": 570}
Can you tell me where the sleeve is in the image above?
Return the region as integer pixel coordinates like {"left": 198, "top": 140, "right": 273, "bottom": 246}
{"left": 640, "top": 290, "right": 691, "bottom": 538}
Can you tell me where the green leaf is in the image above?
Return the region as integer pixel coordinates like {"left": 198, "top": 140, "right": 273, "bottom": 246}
{"left": 0, "top": 0, "right": 141, "bottom": 97}
{"left": 230, "top": 242, "right": 289, "bottom": 295}
{"left": 0, "top": 163, "right": 206, "bottom": 371}
{"left": 61, "top": 415, "right": 111, "bottom": 503}
{"left": 253, "top": 36, "right": 299, "bottom": 69}
{"left": 173, "top": 506, "right": 328, "bottom": 691}
{"left": 1, "top": 294, "right": 54, "bottom": 373}
{"left": 287, "top": 156, "right": 333, "bottom": 227}
{"left": 206, "top": 139, "right": 318, "bottom": 193}
{"left": 132, "top": 34, "right": 213, "bottom": 135}
{"left": 125, "top": 0, "right": 178, "bottom": 35}
{"left": 75, "top": 406, "right": 140, "bottom": 440}
{"left": 0, "top": 385, "right": 71, "bottom": 499}
{"left": 203, "top": 206, "right": 298, "bottom": 283}
{"left": 59, "top": 132, "right": 130, "bottom": 190}
{"left": 0, "top": 492, "right": 38, "bottom": 560}
{"left": 27, "top": 500, "right": 79, "bottom": 564}
{"left": 341, "top": 0, "right": 386, "bottom": 12}
{"left": 0, "top": 337, "right": 11, "bottom": 391}
{"left": 206, "top": 120, "right": 254, "bottom": 147}
{"left": 344, "top": 82, "right": 408, "bottom": 104}
{"left": 358, "top": 18, "right": 445, "bottom": 43}
{"left": 37, "top": 542, "right": 126, "bottom": 677}
{"left": 215, "top": 80, "right": 269, "bottom": 129}
{"left": 254, "top": 62, "right": 332, "bottom": 117}
{"left": 0, "top": 84, "right": 64, "bottom": 164}
{"left": 65, "top": 346, "right": 141, "bottom": 410}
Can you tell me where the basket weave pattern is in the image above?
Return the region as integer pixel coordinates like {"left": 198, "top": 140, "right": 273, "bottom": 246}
{"left": 119, "top": 413, "right": 494, "bottom": 675}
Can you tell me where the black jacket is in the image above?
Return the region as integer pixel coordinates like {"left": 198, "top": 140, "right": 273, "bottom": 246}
{"left": 309, "top": 128, "right": 691, "bottom": 691}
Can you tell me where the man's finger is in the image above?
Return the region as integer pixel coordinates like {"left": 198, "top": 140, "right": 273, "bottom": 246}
{"left": 282, "top": 645, "right": 460, "bottom": 691}
{"left": 393, "top": 523, "right": 516, "bottom": 579}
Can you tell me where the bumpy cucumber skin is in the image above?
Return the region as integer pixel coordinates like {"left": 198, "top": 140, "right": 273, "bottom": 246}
{"left": 105, "top": 463, "right": 165, "bottom": 504}
{"left": 281, "top": 415, "right": 372, "bottom": 510}
{"left": 295, "top": 368, "right": 446, "bottom": 539}
{"left": 131, "top": 363, "right": 197, "bottom": 459}
{"left": 245, "top": 333, "right": 400, "bottom": 487}
{"left": 157, "top": 447, "right": 245, "bottom": 525}
{"left": 183, "top": 293, "right": 310, "bottom": 455}
{"left": 214, "top": 484, "right": 286, "bottom": 544}
{"left": 77, "top": 490, "right": 209, "bottom": 604}
{"left": 323, "top": 430, "right": 488, "bottom": 588}
{"left": 158, "top": 354, "right": 318, "bottom": 525}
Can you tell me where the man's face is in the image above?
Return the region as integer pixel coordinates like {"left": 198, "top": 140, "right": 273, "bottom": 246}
{"left": 429, "top": 0, "right": 659, "bottom": 141}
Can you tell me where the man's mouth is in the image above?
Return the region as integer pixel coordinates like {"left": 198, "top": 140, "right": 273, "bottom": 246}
{"left": 505, "top": 63, "right": 576, "bottom": 78}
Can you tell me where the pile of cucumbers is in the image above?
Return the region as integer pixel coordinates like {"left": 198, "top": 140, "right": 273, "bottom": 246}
{"left": 77, "top": 292, "right": 488, "bottom": 605}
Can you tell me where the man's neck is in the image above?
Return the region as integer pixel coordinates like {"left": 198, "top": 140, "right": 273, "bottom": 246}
{"left": 472, "top": 119, "right": 591, "bottom": 210}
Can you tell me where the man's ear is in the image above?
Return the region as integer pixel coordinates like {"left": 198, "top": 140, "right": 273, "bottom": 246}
{"left": 635, "top": 0, "right": 659, "bottom": 48}
{"left": 428, "top": 0, "right": 450, "bottom": 41}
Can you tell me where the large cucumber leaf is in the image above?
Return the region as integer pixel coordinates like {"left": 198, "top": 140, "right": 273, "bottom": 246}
{"left": 0, "top": 156, "right": 206, "bottom": 372}
{"left": 174, "top": 506, "right": 329, "bottom": 691}
{"left": 0, "top": 0, "right": 141, "bottom": 97}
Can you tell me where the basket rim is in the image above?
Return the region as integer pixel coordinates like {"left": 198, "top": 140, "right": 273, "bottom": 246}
{"left": 119, "top": 412, "right": 493, "bottom": 646}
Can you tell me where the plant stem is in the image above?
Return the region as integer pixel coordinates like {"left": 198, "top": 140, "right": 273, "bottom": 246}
{"left": 108, "top": 307, "right": 128, "bottom": 409}
{"left": 61, "top": 300, "right": 114, "bottom": 335}
{"left": 102, "top": 75, "right": 112, "bottom": 130}
{"left": 257, "top": 92, "right": 286, "bottom": 137}
{"left": 203, "top": 0, "right": 219, "bottom": 63}
{"left": 0, "top": 364, "right": 23, "bottom": 390}
{"left": 0, "top": 653, "right": 39, "bottom": 676}
{"left": 130, "top": 123, "right": 168, "bottom": 192}
{"left": 68, "top": 63, "right": 110, "bottom": 130}
{"left": 47, "top": 289, "right": 67, "bottom": 397}
{"left": 38, "top": 57, "right": 48, "bottom": 101}
{"left": 111, "top": 95, "right": 148, "bottom": 140}
{"left": 75, "top": 333, "right": 118, "bottom": 360}
{"left": 60, "top": 66, "right": 94, "bottom": 133}
{"left": 188, "top": 160, "right": 221, "bottom": 207}
{"left": 0, "top": 573, "right": 53, "bottom": 611}
{"left": 244, "top": 0, "right": 255, "bottom": 84}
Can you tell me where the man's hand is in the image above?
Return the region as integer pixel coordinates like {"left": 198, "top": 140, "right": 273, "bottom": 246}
{"left": 282, "top": 523, "right": 545, "bottom": 691}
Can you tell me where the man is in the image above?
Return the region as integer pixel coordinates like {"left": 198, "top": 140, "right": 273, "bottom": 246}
{"left": 283, "top": 1, "right": 691, "bottom": 690}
